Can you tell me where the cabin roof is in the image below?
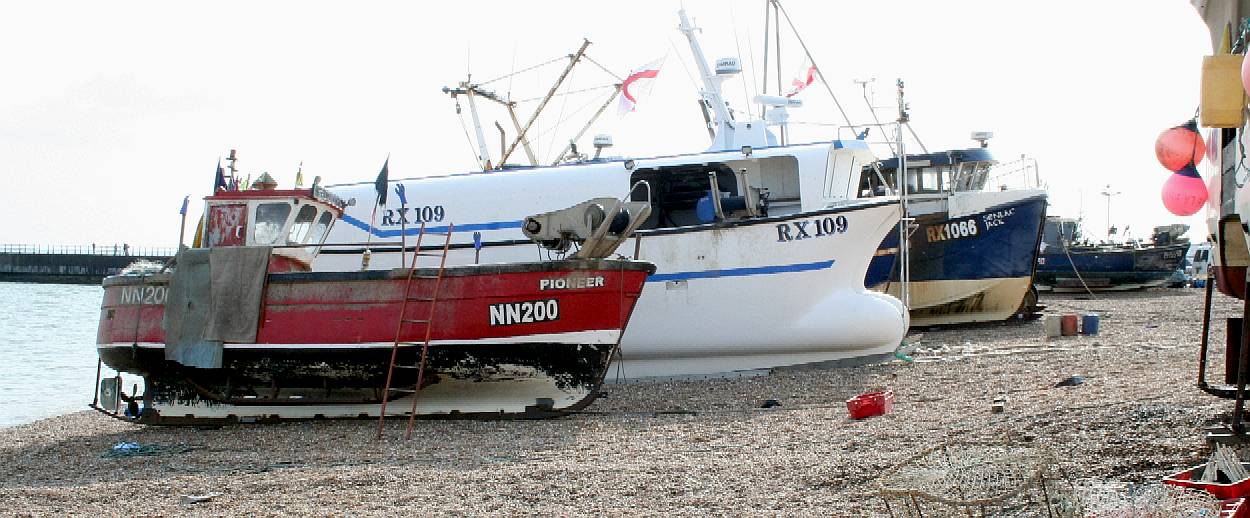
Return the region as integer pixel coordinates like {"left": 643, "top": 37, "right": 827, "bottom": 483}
{"left": 324, "top": 139, "right": 863, "bottom": 188}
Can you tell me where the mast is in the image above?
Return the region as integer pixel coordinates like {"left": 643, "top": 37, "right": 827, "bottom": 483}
{"left": 461, "top": 81, "right": 493, "bottom": 170}
{"left": 896, "top": 79, "right": 911, "bottom": 308}
{"left": 677, "top": 10, "right": 734, "bottom": 138}
{"left": 498, "top": 39, "right": 591, "bottom": 167}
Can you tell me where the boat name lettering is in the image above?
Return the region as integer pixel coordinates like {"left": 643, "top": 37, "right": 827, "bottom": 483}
{"left": 776, "top": 215, "right": 849, "bottom": 243}
{"left": 982, "top": 208, "right": 1016, "bottom": 229}
{"left": 489, "top": 299, "right": 560, "bottom": 326}
{"left": 120, "top": 285, "right": 167, "bottom": 305}
{"left": 540, "top": 276, "right": 605, "bottom": 291}
{"left": 381, "top": 205, "right": 446, "bottom": 226}
{"left": 926, "top": 219, "right": 979, "bottom": 242}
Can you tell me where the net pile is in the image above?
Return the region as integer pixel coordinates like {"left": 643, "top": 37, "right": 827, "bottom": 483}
{"left": 1074, "top": 484, "right": 1221, "bottom": 518}
{"left": 876, "top": 441, "right": 1073, "bottom": 517}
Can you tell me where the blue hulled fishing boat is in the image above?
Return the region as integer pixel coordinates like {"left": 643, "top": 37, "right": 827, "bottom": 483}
{"left": 863, "top": 147, "right": 1049, "bottom": 326}
{"left": 1034, "top": 218, "right": 1188, "bottom": 292}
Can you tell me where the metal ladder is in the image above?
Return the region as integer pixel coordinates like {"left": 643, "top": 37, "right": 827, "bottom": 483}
{"left": 376, "top": 221, "right": 454, "bottom": 440}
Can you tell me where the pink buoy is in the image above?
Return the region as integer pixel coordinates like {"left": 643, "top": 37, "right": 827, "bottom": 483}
{"left": 1155, "top": 123, "right": 1206, "bottom": 172}
{"left": 1162, "top": 166, "right": 1209, "bottom": 216}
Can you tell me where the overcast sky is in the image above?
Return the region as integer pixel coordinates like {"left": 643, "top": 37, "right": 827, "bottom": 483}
{"left": 0, "top": 0, "right": 1212, "bottom": 247}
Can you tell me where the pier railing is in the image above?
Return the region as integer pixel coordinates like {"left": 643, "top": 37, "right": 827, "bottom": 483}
{"left": 0, "top": 244, "right": 177, "bottom": 257}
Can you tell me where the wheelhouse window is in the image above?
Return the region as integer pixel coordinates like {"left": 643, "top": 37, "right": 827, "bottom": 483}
{"left": 254, "top": 203, "right": 292, "bottom": 245}
{"left": 287, "top": 205, "right": 318, "bottom": 245}
{"left": 307, "top": 211, "right": 334, "bottom": 246}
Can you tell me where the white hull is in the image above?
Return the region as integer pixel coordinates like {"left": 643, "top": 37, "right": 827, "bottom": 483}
{"left": 316, "top": 144, "right": 909, "bottom": 378}
{"left": 318, "top": 201, "right": 907, "bottom": 378}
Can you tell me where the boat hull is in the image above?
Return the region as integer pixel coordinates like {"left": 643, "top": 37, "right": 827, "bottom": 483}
{"left": 1034, "top": 243, "right": 1188, "bottom": 292}
{"left": 865, "top": 193, "right": 1048, "bottom": 326}
{"left": 95, "top": 259, "right": 652, "bottom": 422}
{"left": 318, "top": 186, "right": 910, "bottom": 377}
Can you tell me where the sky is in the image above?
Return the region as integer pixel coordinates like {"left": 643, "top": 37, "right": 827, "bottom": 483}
{"left": 0, "top": 0, "right": 1214, "bottom": 247}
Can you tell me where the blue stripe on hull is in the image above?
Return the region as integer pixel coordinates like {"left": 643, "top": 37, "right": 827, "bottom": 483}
{"left": 865, "top": 195, "right": 1048, "bottom": 286}
{"left": 339, "top": 213, "right": 522, "bottom": 237}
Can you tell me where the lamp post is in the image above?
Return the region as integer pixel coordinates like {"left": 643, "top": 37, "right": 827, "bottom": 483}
{"left": 1100, "top": 185, "right": 1121, "bottom": 241}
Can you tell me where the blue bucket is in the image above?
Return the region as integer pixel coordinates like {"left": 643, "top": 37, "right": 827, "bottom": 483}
{"left": 1081, "top": 313, "right": 1100, "bottom": 335}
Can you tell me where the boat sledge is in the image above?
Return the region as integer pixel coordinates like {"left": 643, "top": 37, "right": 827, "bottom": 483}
{"left": 1033, "top": 217, "right": 1188, "bottom": 292}
{"left": 862, "top": 146, "right": 1049, "bottom": 326}
{"left": 314, "top": 9, "right": 909, "bottom": 378}
{"left": 93, "top": 178, "right": 654, "bottom": 424}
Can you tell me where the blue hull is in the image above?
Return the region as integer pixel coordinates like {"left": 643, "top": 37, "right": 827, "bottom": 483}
{"left": 866, "top": 195, "right": 1048, "bottom": 287}
{"left": 1034, "top": 243, "right": 1187, "bottom": 291}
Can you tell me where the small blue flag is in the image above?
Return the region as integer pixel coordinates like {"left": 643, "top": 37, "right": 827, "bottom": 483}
{"left": 179, "top": 195, "right": 189, "bottom": 216}
{"left": 473, "top": 231, "right": 482, "bottom": 251}
{"left": 394, "top": 183, "right": 407, "bottom": 207}
{"left": 213, "top": 159, "right": 226, "bottom": 192}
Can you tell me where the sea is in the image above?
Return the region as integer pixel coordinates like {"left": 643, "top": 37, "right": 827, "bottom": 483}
{"left": 0, "top": 282, "right": 109, "bottom": 427}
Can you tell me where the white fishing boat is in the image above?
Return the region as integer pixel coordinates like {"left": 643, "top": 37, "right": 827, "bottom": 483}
{"left": 314, "top": 9, "right": 909, "bottom": 377}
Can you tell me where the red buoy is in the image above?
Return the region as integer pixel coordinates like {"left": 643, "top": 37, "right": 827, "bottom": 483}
{"left": 1155, "top": 122, "right": 1206, "bottom": 172}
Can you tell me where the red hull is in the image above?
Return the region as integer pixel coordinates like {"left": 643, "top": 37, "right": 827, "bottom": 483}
{"left": 99, "top": 261, "right": 651, "bottom": 349}
{"left": 1217, "top": 265, "right": 1248, "bottom": 300}
{"left": 94, "top": 259, "right": 653, "bottom": 423}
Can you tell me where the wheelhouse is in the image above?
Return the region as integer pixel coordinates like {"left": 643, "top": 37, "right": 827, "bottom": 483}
{"left": 200, "top": 183, "right": 347, "bottom": 271}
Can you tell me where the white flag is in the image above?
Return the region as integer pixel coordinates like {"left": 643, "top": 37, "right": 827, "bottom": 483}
{"left": 784, "top": 58, "right": 817, "bottom": 98}
{"left": 618, "top": 58, "right": 664, "bottom": 116}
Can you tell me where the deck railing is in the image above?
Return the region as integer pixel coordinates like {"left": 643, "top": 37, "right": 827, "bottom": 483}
{"left": 0, "top": 244, "right": 178, "bottom": 257}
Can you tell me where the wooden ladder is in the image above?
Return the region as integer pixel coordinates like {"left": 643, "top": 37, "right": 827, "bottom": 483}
{"left": 376, "top": 221, "right": 454, "bottom": 440}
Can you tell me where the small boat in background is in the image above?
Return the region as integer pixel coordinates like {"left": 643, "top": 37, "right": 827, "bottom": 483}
{"left": 1033, "top": 217, "right": 1188, "bottom": 292}
{"left": 93, "top": 176, "right": 654, "bottom": 424}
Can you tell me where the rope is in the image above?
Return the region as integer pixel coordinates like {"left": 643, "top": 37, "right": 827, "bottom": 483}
{"left": 1060, "top": 239, "right": 1097, "bottom": 298}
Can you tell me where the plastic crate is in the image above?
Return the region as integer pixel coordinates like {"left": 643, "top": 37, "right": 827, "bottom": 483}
{"left": 846, "top": 390, "right": 893, "bottom": 420}
{"left": 1163, "top": 462, "right": 1250, "bottom": 500}
{"left": 1222, "top": 497, "right": 1249, "bottom": 518}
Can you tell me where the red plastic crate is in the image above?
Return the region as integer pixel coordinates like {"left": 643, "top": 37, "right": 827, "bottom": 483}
{"left": 846, "top": 390, "right": 893, "bottom": 420}
{"left": 1163, "top": 462, "right": 1250, "bottom": 500}
{"left": 1222, "top": 497, "right": 1249, "bottom": 518}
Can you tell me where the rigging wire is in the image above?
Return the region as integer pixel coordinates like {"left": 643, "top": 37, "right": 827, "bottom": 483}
{"left": 666, "top": 34, "right": 701, "bottom": 94}
{"left": 772, "top": 0, "right": 856, "bottom": 131}
{"left": 740, "top": 0, "right": 761, "bottom": 118}
{"left": 583, "top": 55, "right": 624, "bottom": 82}
{"left": 729, "top": 1, "right": 754, "bottom": 119}
{"left": 529, "top": 83, "right": 607, "bottom": 145}
{"left": 545, "top": 65, "right": 578, "bottom": 164}
{"left": 453, "top": 99, "right": 484, "bottom": 170}
{"left": 512, "top": 84, "right": 617, "bottom": 104}
{"left": 477, "top": 55, "right": 568, "bottom": 86}
{"left": 507, "top": 44, "right": 518, "bottom": 102}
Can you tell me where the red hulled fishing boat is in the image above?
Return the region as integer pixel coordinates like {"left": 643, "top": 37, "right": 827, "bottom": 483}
{"left": 93, "top": 173, "right": 654, "bottom": 425}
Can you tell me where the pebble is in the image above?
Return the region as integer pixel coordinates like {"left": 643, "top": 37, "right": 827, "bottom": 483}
{"left": 0, "top": 289, "right": 1235, "bottom": 515}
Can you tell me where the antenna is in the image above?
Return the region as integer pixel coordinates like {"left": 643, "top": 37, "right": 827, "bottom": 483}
{"left": 1100, "top": 184, "right": 1121, "bottom": 241}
